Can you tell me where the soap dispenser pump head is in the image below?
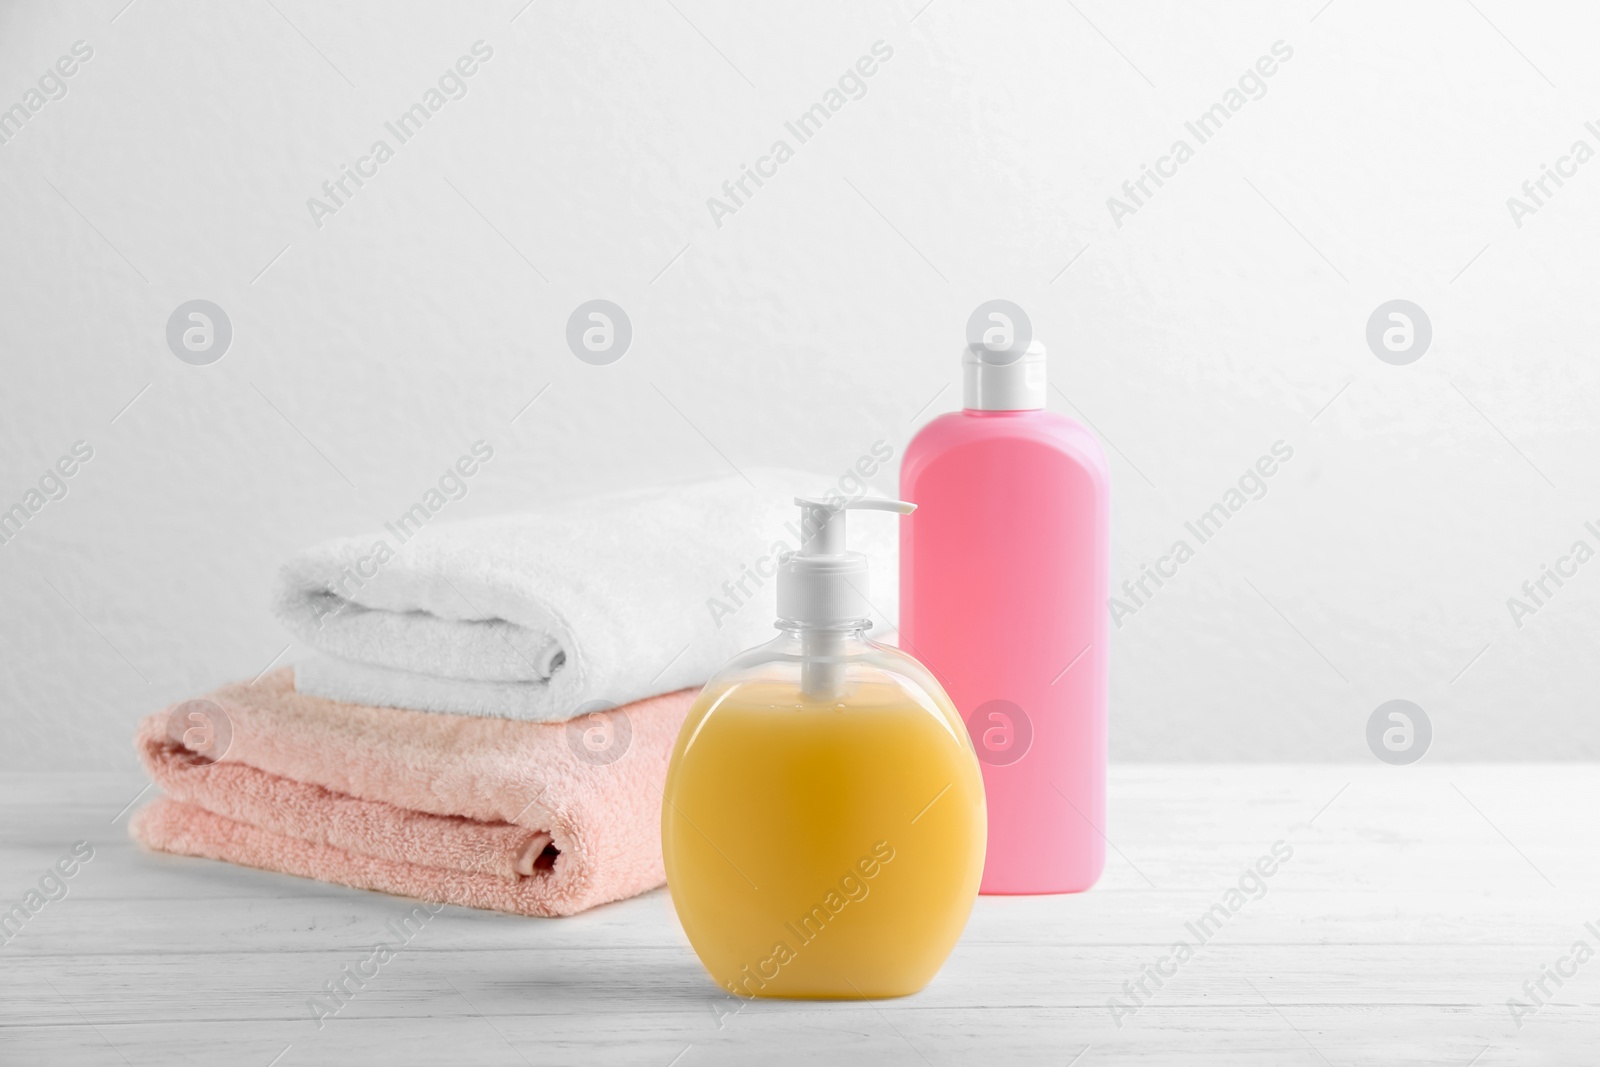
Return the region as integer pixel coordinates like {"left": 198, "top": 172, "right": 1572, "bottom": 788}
{"left": 776, "top": 496, "right": 915, "bottom": 631}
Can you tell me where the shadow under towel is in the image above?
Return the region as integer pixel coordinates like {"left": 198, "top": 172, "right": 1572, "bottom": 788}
{"left": 130, "top": 669, "right": 696, "bottom": 916}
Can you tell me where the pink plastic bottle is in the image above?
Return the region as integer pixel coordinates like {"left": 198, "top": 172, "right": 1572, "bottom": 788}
{"left": 900, "top": 341, "right": 1109, "bottom": 894}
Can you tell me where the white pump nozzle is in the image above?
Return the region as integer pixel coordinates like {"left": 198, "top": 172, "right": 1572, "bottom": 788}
{"left": 777, "top": 496, "right": 915, "bottom": 630}
{"left": 777, "top": 496, "right": 916, "bottom": 701}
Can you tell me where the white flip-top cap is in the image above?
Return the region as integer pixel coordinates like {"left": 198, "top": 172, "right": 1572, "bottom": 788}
{"left": 775, "top": 496, "right": 915, "bottom": 629}
{"left": 963, "top": 340, "right": 1047, "bottom": 410}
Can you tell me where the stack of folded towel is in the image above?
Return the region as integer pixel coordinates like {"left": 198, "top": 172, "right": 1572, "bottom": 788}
{"left": 131, "top": 471, "right": 895, "bottom": 916}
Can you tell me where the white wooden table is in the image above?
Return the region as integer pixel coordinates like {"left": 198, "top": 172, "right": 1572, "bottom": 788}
{"left": 3, "top": 765, "right": 1594, "bottom": 1065}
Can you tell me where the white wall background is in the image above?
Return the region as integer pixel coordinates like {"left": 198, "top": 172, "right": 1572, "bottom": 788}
{"left": 3, "top": 0, "right": 1598, "bottom": 770}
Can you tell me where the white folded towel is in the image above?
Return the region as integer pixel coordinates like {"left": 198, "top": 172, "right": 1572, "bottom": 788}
{"left": 274, "top": 471, "right": 898, "bottom": 720}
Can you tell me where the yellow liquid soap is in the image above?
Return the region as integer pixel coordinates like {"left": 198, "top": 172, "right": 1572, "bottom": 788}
{"left": 662, "top": 674, "right": 986, "bottom": 999}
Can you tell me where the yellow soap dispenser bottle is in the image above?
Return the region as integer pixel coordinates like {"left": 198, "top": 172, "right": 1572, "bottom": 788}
{"left": 662, "top": 496, "right": 986, "bottom": 999}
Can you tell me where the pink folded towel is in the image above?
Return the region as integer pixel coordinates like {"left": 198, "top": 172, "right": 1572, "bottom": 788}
{"left": 130, "top": 669, "right": 696, "bottom": 916}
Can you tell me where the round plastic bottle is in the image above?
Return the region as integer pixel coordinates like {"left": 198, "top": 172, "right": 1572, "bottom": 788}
{"left": 662, "top": 498, "right": 986, "bottom": 999}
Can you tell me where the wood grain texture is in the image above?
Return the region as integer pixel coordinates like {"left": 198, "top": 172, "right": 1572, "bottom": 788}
{"left": 1, "top": 766, "right": 1595, "bottom": 1065}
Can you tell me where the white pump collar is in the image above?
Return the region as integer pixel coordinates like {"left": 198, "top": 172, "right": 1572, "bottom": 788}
{"left": 775, "top": 497, "right": 915, "bottom": 629}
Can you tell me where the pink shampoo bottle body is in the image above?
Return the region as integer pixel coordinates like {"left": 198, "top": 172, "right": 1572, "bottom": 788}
{"left": 900, "top": 342, "right": 1109, "bottom": 894}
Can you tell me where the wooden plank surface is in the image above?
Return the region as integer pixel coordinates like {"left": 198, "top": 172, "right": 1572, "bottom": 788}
{"left": 1, "top": 766, "right": 1595, "bottom": 1065}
